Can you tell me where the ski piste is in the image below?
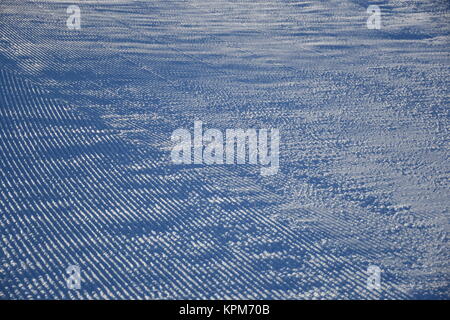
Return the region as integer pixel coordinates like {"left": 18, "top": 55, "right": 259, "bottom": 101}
{"left": 0, "top": 0, "right": 448, "bottom": 300}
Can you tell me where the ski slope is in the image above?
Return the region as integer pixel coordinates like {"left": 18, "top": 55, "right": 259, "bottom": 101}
{"left": 0, "top": 0, "right": 449, "bottom": 299}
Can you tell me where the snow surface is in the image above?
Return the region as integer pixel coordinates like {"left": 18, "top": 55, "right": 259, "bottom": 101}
{"left": 0, "top": 0, "right": 448, "bottom": 299}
